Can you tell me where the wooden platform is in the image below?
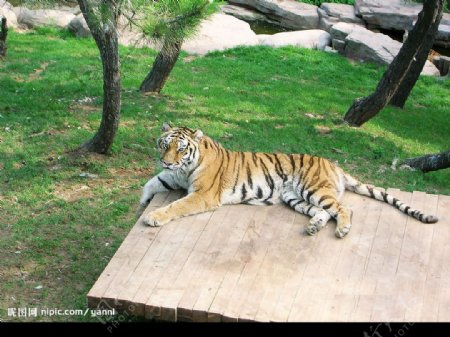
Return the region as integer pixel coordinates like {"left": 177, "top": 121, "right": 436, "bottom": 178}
{"left": 87, "top": 189, "right": 450, "bottom": 322}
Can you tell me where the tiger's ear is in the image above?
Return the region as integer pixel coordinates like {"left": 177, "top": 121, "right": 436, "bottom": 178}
{"left": 162, "top": 122, "right": 171, "bottom": 132}
{"left": 194, "top": 129, "right": 203, "bottom": 141}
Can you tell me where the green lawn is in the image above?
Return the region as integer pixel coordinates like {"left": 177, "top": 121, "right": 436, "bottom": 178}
{"left": 0, "top": 27, "right": 449, "bottom": 322}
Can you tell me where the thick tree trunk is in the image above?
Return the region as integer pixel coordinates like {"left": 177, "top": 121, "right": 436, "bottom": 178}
{"left": 77, "top": 0, "right": 121, "bottom": 154}
{"left": 343, "top": 0, "right": 444, "bottom": 127}
{"left": 389, "top": 3, "right": 444, "bottom": 108}
{"left": 139, "top": 39, "right": 182, "bottom": 94}
{"left": 0, "top": 17, "right": 8, "bottom": 58}
{"left": 404, "top": 149, "right": 450, "bottom": 172}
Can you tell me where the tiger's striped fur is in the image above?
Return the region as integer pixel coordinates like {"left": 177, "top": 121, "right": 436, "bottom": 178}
{"left": 139, "top": 123, "right": 438, "bottom": 238}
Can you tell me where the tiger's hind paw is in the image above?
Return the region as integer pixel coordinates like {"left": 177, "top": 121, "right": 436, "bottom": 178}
{"left": 305, "top": 225, "right": 318, "bottom": 236}
{"left": 335, "top": 226, "right": 351, "bottom": 238}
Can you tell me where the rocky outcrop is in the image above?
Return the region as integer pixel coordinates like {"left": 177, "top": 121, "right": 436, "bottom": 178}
{"left": 229, "top": 0, "right": 319, "bottom": 30}
{"left": 354, "top": 0, "right": 421, "bottom": 31}
{"left": 330, "top": 22, "right": 439, "bottom": 76}
{"left": 0, "top": 0, "right": 18, "bottom": 28}
{"left": 182, "top": 13, "right": 331, "bottom": 55}
{"left": 13, "top": 7, "right": 76, "bottom": 29}
{"left": 68, "top": 14, "right": 90, "bottom": 38}
{"left": 182, "top": 13, "right": 259, "bottom": 55}
{"left": 436, "top": 13, "right": 450, "bottom": 48}
{"left": 220, "top": 4, "right": 273, "bottom": 23}
{"left": 318, "top": 2, "right": 364, "bottom": 31}
{"left": 258, "top": 29, "right": 330, "bottom": 50}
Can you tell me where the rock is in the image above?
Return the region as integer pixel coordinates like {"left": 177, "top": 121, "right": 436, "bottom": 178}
{"left": 220, "top": 4, "right": 269, "bottom": 23}
{"left": 354, "top": 0, "right": 421, "bottom": 31}
{"left": 332, "top": 38, "right": 346, "bottom": 53}
{"left": 344, "top": 28, "right": 402, "bottom": 65}
{"left": 182, "top": 13, "right": 258, "bottom": 55}
{"left": 68, "top": 14, "right": 90, "bottom": 37}
{"left": 0, "top": 0, "right": 18, "bottom": 28}
{"left": 431, "top": 55, "right": 450, "bottom": 76}
{"left": 228, "top": 0, "right": 319, "bottom": 30}
{"left": 319, "top": 2, "right": 364, "bottom": 31}
{"left": 421, "top": 60, "right": 440, "bottom": 76}
{"left": 330, "top": 22, "right": 367, "bottom": 41}
{"left": 258, "top": 29, "right": 330, "bottom": 50}
{"left": 14, "top": 7, "right": 76, "bottom": 29}
{"left": 435, "top": 23, "right": 450, "bottom": 48}
{"left": 337, "top": 23, "right": 439, "bottom": 76}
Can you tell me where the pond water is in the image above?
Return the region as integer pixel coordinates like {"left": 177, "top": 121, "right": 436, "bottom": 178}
{"left": 249, "top": 21, "right": 289, "bottom": 35}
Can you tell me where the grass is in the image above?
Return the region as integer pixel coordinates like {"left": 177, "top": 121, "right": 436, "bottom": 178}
{"left": 0, "top": 27, "right": 449, "bottom": 322}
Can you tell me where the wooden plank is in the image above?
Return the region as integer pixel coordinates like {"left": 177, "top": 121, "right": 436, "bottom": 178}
{"left": 99, "top": 191, "right": 184, "bottom": 312}
{"left": 190, "top": 206, "right": 271, "bottom": 322}
{"left": 267, "top": 215, "right": 319, "bottom": 322}
{"left": 141, "top": 205, "right": 231, "bottom": 320}
{"left": 396, "top": 191, "right": 435, "bottom": 321}
{"left": 320, "top": 190, "right": 367, "bottom": 321}
{"left": 169, "top": 205, "right": 242, "bottom": 321}
{"left": 436, "top": 195, "right": 450, "bottom": 322}
{"left": 236, "top": 205, "right": 296, "bottom": 322}
{"left": 252, "top": 212, "right": 305, "bottom": 322}
{"left": 87, "top": 192, "right": 172, "bottom": 308}
{"left": 206, "top": 206, "right": 275, "bottom": 322}
{"left": 368, "top": 189, "right": 412, "bottom": 321}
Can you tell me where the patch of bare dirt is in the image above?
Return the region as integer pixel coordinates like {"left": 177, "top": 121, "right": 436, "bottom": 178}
{"left": 11, "top": 62, "right": 52, "bottom": 83}
{"left": 53, "top": 184, "right": 94, "bottom": 202}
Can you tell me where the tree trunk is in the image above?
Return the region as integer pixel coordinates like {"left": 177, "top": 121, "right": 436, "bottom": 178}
{"left": 343, "top": 0, "right": 444, "bottom": 127}
{"left": 139, "top": 39, "right": 182, "bottom": 94}
{"left": 389, "top": 3, "right": 444, "bottom": 108}
{"left": 0, "top": 17, "right": 8, "bottom": 58}
{"left": 77, "top": 0, "right": 121, "bottom": 154}
{"left": 404, "top": 149, "right": 450, "bottom": 172}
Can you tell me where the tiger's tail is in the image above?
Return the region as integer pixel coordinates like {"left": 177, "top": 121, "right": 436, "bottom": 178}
{"left": 343, "top": 173, "right": 438, "bottom": 224}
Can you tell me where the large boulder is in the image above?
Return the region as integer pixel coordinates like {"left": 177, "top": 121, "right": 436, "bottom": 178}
{"left": 318, "top": 2, "right": 364, "bottom": 31}
{"left": 228, "top": 0, "right": 319, "bottom": 30}
{"left": 220, "top": 4, "right": 271, "bottom": 23}
{"left": 182, "top": 13, "right": 259, "bottom": 55}
{"left": 0, "top": 0, "right": 18, "bottom": 28}
{"left": 258, "top": 29, "right": 330, "bottom": 50}
{"left": 331, "top": 22, "right": 439, "bottom": 76}
{"left": 435, "top": 13, "right": 450, "bottom": 48}
{"left": 68, "top": 14, "right": 90, "bottom": 37}
{"left": 344, "top": 28, "right": 401, "bottom": 65}
{"left": 13, "top": 7, "right": 76, "bottom": 29}
{"left": 354, "top": 0, "right": 420, "bottom": 31}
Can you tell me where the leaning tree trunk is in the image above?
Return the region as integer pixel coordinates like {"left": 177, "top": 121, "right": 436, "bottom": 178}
{"left": 0, "top": 17, "right": 8, "bottom": 58}
{"left": 77, "top": 0, "right": 121, "bottom": 154}
{"left": 344, "top": 0, "right": 444, "bottom": 127}
{"left": 404, "top": 149, "right": 450, "bottom": 172}
{"left": 139, "top": 38, "right": 182, "bottom": 94}
{"left": 390, "top": 2, "right": 444, "bottom": 108}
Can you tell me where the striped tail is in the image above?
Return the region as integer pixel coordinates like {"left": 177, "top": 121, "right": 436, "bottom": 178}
{"left": 343, "top": 174, "right": 438, "bottom": 224}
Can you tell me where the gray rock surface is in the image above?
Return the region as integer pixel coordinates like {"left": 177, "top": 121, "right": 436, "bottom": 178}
{"left": 258, "top": 29, "right": 330, "bottom": 50}
{"left": 354, "top": 0, "right": 421, "bottom": 31}
{"left": 14, "top": 7, "right": 75, "bottom": 29}
{"left": 229, "top": 0, "right": 319, "bottom": 30}
{"left": 68, "top": 14, "right": 90, "bottom": 37}
{"left": 0, "top": 0, "right": 18, "bottom": 28}
{"left": 182, "top": 13, "right": 259, "bottom": 55}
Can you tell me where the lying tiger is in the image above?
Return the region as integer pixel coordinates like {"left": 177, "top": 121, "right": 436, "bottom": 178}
{"left": 139, "top": 123, "right": 438, "bottom": 238}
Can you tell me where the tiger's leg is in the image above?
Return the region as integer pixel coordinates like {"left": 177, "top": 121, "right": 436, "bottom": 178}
{"left": 281, "top": 189, "right": 331, "bottom": 235}
{"left": 143, "top": 192, "right": 219, "bottom": 227}
{"left": 140, "top": 170, "right": 179, "bottom": 206}
{"left": 306, "top": 188, "right": 353, "bottom": 238}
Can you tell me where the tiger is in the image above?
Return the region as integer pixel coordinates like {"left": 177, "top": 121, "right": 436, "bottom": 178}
{"left": 139, "top": 123, "right": 438, "bottom": 238}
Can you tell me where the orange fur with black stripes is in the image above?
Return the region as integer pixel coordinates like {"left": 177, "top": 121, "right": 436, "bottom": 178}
{"left": 139, "top": 123, "right": 438, "bottom": 238}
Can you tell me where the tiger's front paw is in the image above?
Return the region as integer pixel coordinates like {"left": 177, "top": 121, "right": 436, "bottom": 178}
{"left": 142, "top": 211, "right": 170, "bottom": 227}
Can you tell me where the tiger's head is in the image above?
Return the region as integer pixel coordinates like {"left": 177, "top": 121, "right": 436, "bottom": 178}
{"left": 156, "top": 122, "right": 203, "bottom": 171}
